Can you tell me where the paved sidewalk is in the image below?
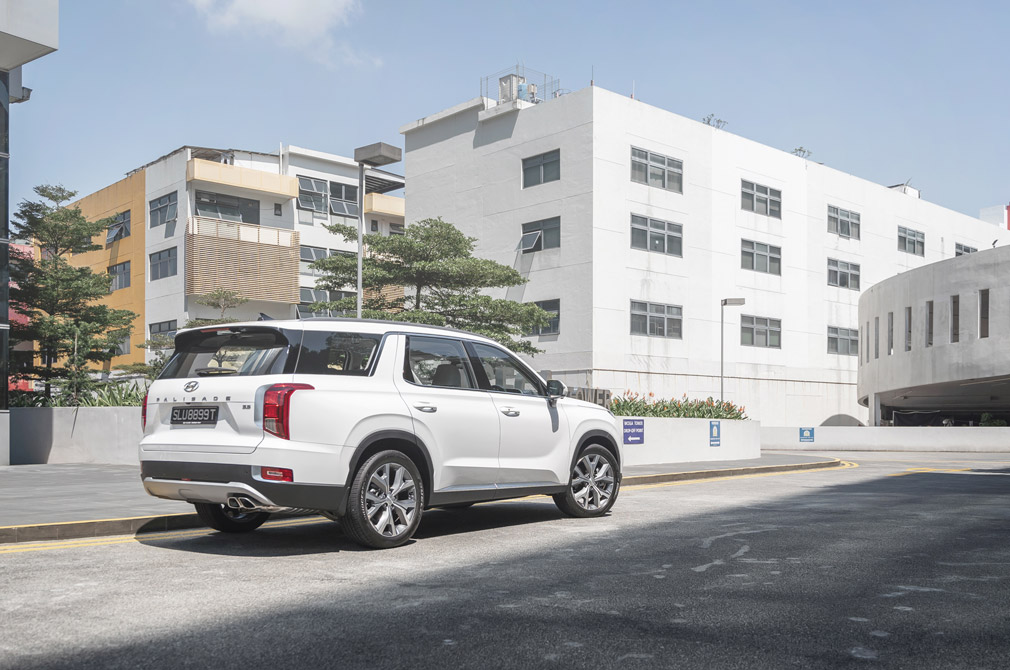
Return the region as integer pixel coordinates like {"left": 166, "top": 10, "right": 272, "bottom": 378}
{"left": 0, "top": 452, "right": 839, "bottom": 543}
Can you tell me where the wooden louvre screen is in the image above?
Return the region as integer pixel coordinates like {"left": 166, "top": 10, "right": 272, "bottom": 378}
{"left": 186, "top": 217, "right": 300, "bottom": 303}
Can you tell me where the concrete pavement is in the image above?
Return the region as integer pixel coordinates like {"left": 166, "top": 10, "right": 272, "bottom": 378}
{"left": 0, "top": 453, "right": 840, "bottom": 544}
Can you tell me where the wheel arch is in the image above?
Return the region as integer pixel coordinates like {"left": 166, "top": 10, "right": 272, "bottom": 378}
{"left": 571, "top": 430, "right": 622, "bottom": 479}
{"left": 341, "top": 430, "right": 434, "bottom": 515}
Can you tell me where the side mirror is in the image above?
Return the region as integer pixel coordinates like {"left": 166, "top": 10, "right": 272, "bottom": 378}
{"left": 546, "top": 379, "right": 567, "bottom": 406}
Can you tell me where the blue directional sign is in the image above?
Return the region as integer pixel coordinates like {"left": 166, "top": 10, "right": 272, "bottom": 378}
{"left": 623, "top": 419, "right": 644, "bottom": 445}
{"left": 709, "top": 420, "right": 721, "bottom": 447}
{"left": 799, "top": 427, "right": 815, "bottom": 443}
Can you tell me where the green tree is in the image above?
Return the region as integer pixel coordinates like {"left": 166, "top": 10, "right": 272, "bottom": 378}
{"left": 114, "top": 334, "right": 175, "bottom": 381}
{"left": 312, "top": 217, "right": 549, "bottom": 354}
{"left": 9, "top": 185, "right": 138, "bottom": 400}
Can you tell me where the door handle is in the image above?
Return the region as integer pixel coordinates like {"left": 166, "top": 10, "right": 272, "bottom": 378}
{"left": 500, "top": 407, "right": 520, "bottom": 417}
{"left": 414, "top": 403, "right": 437, "bottom": 413}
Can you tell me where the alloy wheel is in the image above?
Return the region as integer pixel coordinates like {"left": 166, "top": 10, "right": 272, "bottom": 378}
{"left": 571, "top": 453, "right": 616, "bottom": 511}
{"left": 365, "top": 462, "right": 418, "bottom": 537}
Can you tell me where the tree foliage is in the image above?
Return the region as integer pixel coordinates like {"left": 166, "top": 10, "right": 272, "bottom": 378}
{"left": 312, "top": 217, "right": 549, "bottom": 354}
{"left": 195, "top": 288, "right": 249, "bottom": 318}
{"left": 9, "top": 185, "right": 138, "bottom": 399}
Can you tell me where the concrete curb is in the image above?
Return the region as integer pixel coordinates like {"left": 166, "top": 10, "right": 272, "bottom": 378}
{"left": 0, "top": 458, "right": 843, "bottom": 545}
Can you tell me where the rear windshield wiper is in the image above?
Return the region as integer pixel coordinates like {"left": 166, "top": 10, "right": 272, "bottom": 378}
{"left": 195, "top": 367, "right": 239, "bottom": 376}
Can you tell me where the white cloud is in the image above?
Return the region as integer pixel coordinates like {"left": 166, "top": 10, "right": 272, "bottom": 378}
{"left": 188, "top": 0, "right": 380, "bottom": 68}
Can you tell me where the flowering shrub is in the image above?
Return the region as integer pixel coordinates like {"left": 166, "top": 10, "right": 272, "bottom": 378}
{"left": 610, "top": 391, "right": 748, "bottom": 420}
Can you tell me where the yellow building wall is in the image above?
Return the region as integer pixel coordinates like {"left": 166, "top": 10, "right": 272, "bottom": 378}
{"left": 70, "top": 171, "right": 147, "bottom": 369}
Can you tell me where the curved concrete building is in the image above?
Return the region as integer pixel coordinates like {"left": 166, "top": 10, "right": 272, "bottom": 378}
{"left": 858, "top": 246, "right": 1010, "bottom": 425}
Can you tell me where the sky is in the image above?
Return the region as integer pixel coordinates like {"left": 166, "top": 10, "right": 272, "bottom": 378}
{"left": 11, "top": 0, "right": 1010, "bottom": 218}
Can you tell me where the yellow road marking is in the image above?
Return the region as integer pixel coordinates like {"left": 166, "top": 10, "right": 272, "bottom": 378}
{"left": 886, "top": 467, "right": 972, "bottom": 477}
{"left": 1, "top": 461, "right": 856, "bottom": 555}
{"left": 0, "top": 511, "right": 192, "bottom": 531}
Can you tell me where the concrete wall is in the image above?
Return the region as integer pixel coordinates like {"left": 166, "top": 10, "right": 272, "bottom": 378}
{"left": 620, "top": 417, "right": 761, "bottom": 466}
{"left": 857, "top": 246, "right": 1010, "bottom": 413}
{"left": 762, "top": 426, "right": 1010, "bottom": 452}
{"left": 10, "top": 408, "right": 142, "bottom": 465}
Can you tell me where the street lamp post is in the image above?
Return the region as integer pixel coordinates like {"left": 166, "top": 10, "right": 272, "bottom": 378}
{"left": 352, "top": 142, "right": 402, "bottom": 318}
{"left": 720, "top": 298, "right": 746, "bottom": 403}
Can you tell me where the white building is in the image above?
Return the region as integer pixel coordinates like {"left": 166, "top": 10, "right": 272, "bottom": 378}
{"left": 70, "top": 144, "right": 403, "bottom": 371}
{"left": 400, "top": 74, "right": 1010, "bottom": 426}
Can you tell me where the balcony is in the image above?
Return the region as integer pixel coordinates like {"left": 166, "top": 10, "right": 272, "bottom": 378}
{"left": 364, "top": 193, "right": 404, "bottom": 219}
{"left": 185, "top": 217, "right": 300, "bottom": 303}
{"left": 186, "top": 158, "right": 299, "bottom": 198}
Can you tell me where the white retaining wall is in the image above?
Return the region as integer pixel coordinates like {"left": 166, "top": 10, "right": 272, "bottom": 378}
{"left": 762, "top": 426, "right": 1010, "bottom": 452}
{"left": 619, "top": 417, "right": 761, "bottom": 466}
{"left": 10, "top": 407, "right": 142, "bottom": 465}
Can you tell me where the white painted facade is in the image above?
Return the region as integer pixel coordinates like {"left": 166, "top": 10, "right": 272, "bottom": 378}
{"left": 400, "top": 85, "right": 1010, "bottom": 426}
{"left": 138, "top": 145, "right": 403, "bottom": 344}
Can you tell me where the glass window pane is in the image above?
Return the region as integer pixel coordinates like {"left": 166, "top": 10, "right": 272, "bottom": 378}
{"left": 769, "top": 330, "right": 781, "bottom": 347}
{"left": 631, "top": 214, "right": 648, "bottom": 227}
{"left": 769, "top": 256, "right": 781, "bottom": 275}
{"left": 542, "top": 223, "right": 561, "bottom": 249}
{"left": 631, "top": 227, "right": 648, "bottom": 249}
{"left": 648, "top": 166, "right": 665, "bottom": 188}
{"left": 542, "top": 158, "right": 560, "bottom": 182}
{"left": 769, "top": 199, "right": 781, "bottom": 218}
{"left": 649, "top": 232, "right": 665, "bottom": 253}
{"left": 631, "top": 301, "right": 648, "bottom": 312}
{"left": 742, "top": 192, "right": 754, "bottom": 211}
{"left": 741, "top": 251, "right": 754, "bottom": 270}
{"left": 667, "top": 317, "right": 682, "bottom": 338}
{"left": 523, "top": 165, "right": 541, "bottom": 187}
{"left": 755, "top": 330, "right": 767, "bottom": 347}
{"left": 756, "top": 254, "right": 768, "bottom": 273}
{"left": 631, "top": 313, "right": 648, "bottom": 334}
{"left": 828, "top": 215, "right": 838, "bottom": 233}
{"left": 648, "top": 315, "right": 665, "bottom": 337}
{"left": 631, "top": 161, "right": 648, "bottom": 184}
{"left": 667, "top": 235, "right": 682, "bottom": 256}
{"left": 632, "top": 148, "right": 648, "bottom": 160}
{"left": 741, "top": 328, "right": 754, "bottom": 346}
{"left": 756, "top": 197, "right": 768, "bottom": 215}
{"left": 667, "top": 170, "right": 683, "bottom": 193}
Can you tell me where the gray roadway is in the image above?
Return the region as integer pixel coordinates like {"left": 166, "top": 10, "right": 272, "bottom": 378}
{"left": 2, "top": 451, "right": 1009, "bottom": 669}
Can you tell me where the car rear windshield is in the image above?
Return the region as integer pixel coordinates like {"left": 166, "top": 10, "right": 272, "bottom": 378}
{"left": 159, "top": 327, "right": 293, "bottom": 379}
{"left": 295, "top": 331, "right": 382, "bottom": 376}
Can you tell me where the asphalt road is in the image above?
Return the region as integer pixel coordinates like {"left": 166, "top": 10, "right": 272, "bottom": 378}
{"left": 2, "top": 451, "right": 1009, "bottom": 670}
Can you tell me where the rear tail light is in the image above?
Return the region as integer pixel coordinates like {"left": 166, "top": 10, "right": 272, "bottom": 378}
{"left": 260, "top": 466, "right": 294, "bottom": 482}
{"left": 262, "top": 383, "right": 314, "bottom": 440}
{"left": 141, "top": 391, "right": 148, "bottom": 430}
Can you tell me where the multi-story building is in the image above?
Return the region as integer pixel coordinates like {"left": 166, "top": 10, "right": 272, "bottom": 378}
{"left": 70, "top": 144, "right": 403, "bottom": 370}
{"left": 1, "top": 0, "right": 59, "bottom": 465}
{"left": 399, "top": 71, "right": 1010, "bottom": 426}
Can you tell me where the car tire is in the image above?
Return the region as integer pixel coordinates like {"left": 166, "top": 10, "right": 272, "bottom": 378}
{"left": 343, "top": 450, "right": 425, "bottom": 549}
{"left": 553, "top": 445, "right": 620, "bottom": 518}
{"left": 194, "top": 502, "right": 270, "bottom": 533}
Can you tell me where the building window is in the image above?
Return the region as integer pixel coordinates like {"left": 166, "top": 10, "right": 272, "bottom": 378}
{"left": 329, "top": 181, "right": 359, "bottom": 217}
{"left": 630, "top": 215, "right": 682, "bottom": 256}
{"left": 108, "top": 261, "right": 130, "bottom": 292}
{"left": 827, "top": 205, "right": 860, "bottom": 239}
{"left": 370, "top": 219, "right": 379, "bottom": 232}
{"left": 955, "top": 243, "right": 977, "bottom": 256}
{"left": 898, "top": 226, "right": 925, "bottom": 256}
{"left": 887, "top": 312, "right": 894, "bottom": 356}
{"left": 741, "top": 181, "right": 782, "bottom": 218}
{"left": 950, "top": 295, "right": 960, "bottom": 343}
{"left": 827, "top": 258, "right": 860, "bottom": 290}
{"left": 630, "top": 147, "right": 683, "bottom": 193}
{"left": 149, "top": 247, "right": 177, "bottom": 281}
{"left": 874, "top": 316, "right": 879, "bottom": 359}
{"left": 112, "top": 337, "right": 130, "bottom": 357}
{"left": 827, "top": 326, "right": 858, "bottom": 356}
{"left": 106, "top": 211, "right": 131, "bottom": 244}
{"left": 528, "top": 299, "right": 560, "bottom": 335}
{"left": 741, "top": 239, "right": 781, "bottom": 275}
{"left": 904, "top": 306, "right": 912, "bottom": 352}
{"left": 274, "top": 203, "right": 283, "bottom": 216}
{"left": 150, "top": 320, "right": 178, "bottom": 339}
{"left": 149, "top": 192, "right": 178, "bottom": 228}
{"left": 520, "top": 217, "right": 561, "bottom": 253}
{"left": 195, "top": 190, "right": 259, "bottom": 224}
{"left": 630, "top": 301, "right": 683, "bottom": 339}
{"left": 522, "top": 149, "right": 560, "bottom": 188}
{"left": 741, "top": 315, "right": 781, "bottom": 348}
{"left": 979, "top": 289, "right": 990, "bottom": 338}
{"left": 925, "top": 300, "right": 934, "bottom": 347}
{"left": 296, "top": 176, "right": 329, "bottom": 213}
{"left": 389, "top": 223, "right": 405, "bottom": 236}
{"left": 298, "top": 288, "right": 355, "bottom": 318}
{"left": 865, "top": 321, "right": 870, "bottom": 363}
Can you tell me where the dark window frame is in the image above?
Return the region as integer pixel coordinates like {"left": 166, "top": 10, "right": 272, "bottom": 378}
{"left": 149, "top": 247, "right": 178, "bottom": 281}
{"left": 522, "top": 149, "right": 560, "bottom": 188}
{"left": 630, "top": 146, "right": 684, "bottom": 193}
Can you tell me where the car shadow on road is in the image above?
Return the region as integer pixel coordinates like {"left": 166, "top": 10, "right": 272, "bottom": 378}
{"left": 134, "top": 499, "right": 567, "bottom": 557}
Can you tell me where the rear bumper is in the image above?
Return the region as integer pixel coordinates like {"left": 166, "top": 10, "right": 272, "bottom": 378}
{"left": 140, "top": 461, "right": 347, "bottom": 513}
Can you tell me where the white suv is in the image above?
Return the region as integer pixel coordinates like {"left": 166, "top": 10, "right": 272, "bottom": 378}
{"left": 140, "top": 319, "right": 622, "bottom": 548}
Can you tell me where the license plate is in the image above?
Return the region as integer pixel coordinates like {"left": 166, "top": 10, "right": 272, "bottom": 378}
{"left": 171, "top": 406, "right": 219, "bottom": 425}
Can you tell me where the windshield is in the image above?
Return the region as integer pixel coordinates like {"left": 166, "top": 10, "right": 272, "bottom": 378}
{"left": 159, "top": 327, "right": 293, "bottom": 379}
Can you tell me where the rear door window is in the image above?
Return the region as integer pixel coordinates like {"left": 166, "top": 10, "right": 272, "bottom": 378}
{"left": 296, "top": 331, "right": 382, "bottom": 376}
{"left": 159, "top": 327, "right": 293, "bottom": 379}
{"left": 404, "top": 336, "right": 475, "bottom": 389}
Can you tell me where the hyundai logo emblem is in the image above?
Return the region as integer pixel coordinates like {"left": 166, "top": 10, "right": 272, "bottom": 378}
{"left": 184, "top": 381, "right": 199, "bottom": 392}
